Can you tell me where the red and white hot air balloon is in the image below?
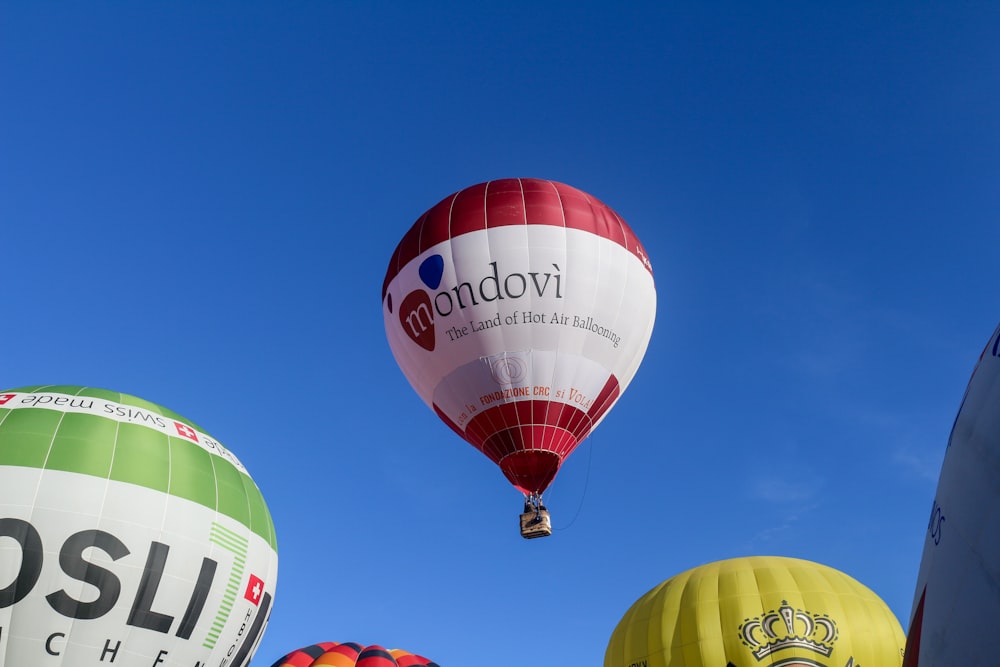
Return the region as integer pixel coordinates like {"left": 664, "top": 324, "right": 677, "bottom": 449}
{"left": 382, "top": 178, "right": 656, "bottom": 537}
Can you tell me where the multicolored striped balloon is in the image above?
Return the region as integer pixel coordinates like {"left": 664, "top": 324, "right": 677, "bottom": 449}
{"left": 382, "top": 178, "right": 656, "bottom": 497}
{"left": 269, "top": 642, "right": 440, "bottom": 667}
{"left": 0, "top": 385, "right": 278, "bottom": 667}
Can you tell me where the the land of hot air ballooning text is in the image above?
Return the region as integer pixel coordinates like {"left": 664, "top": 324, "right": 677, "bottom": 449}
{"left": 444, "top": 310, "right": 623, "bottom": 349}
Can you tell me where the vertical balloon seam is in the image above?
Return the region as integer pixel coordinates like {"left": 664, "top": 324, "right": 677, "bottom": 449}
{"left": 550, "top": 181, "right": 582, "bottom": 487}
{"left": 78, "top": 398, "right": 125, "bottom": 667}
{"left": 444, "top": 198, "right": 499, "bottom": 478}
{"left": 558, "top": 217, "right": 586, "bottom": 475}
{"left": 568, "top": 199, "right": 601, "bottom": 474}
{"left": 61, "top": 612, "right": 81, "bottom": 667}
{"left": 240, "top": 461, "right": 277, "bottom": 550}
{"left": 855, "top": 565, "right": 900, "bottom": 661}
{"left": 1, "top": 385, "right": 62, "bottom": 664}
{"left": 25, "top": 443, "right": 56, "bottom": 664}
{"left": 846, "top": 583, "right": 873, "bottom": 663}
{"left": 501, "top": 180, "right": 532, "bottom": 472}
{"left": 558, "top": 191, "right": 586, "bottom": 462}
{"left": 582, "top": 201, "right": 609, "bottom": 459}
{"left": 673, "top": 567, "right": 696, "bottom": 665}
{"left": 644, "top": 575, "right": 670, "bottom": 667}
{"left": 849, "top": 573, "right": 883, "bottom": 662}
{"left": 552, "top": 192, "right": 580, "bottom": 455}
{"left": 704, "top": 561, "right": 725, "bottom": 667}
{"left": 791, "top": 563, "right": 822, "bottom": 656}
{"left": 548, "top": 180, "right": 572, "bottom": 497}
{"left": 438, "top": 192, "right": 470, "bottom": 457}
{"left": 518, "top": 179, "right": 564, "bottom": 470}
{"left": 705, "top": 563, "right": 727, "bottom": 665}
{"left": 469, "top": 197, "right": 515, "bottom": 479}
{"left": 608, "top": 546, "right": 657, "bottom": 665}
{"left": 488, "top": 179, "right": 523, "bottom": 474}
{"left": 644, "top": 579, "right": 668, "bottom": 667}
{"left": 746, "top": 558, "right": 769, "bottom": 665}
{"left": 524, "top": 179, "right": 556, "bottom": 471}
{"left": 684, "top": 564, "right": 708, "bottom": 667}
{"left": 420, "top": 194, "right": 445, "bottom": 257}
{"left": 711, "top": 559, "right": 739, "bottom": 666}
{"left": 546, "top": 236, "right": 579, "bottom": 500}
{"left": 484, "top": 181, "right": 525, "bottom": 485}
{"left": 515, "top": 178, "right": 532, "bottom": 463}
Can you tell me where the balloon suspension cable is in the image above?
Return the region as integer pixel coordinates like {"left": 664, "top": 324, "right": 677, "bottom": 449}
{"left": 524, "top": 493, "right": 545, "bottom": 515}
{"left": 553, "top": 435, "right": 594, "bottom": 532}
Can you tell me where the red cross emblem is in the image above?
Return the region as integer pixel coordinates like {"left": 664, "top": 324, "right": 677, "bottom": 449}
{"left": 173, "top": 421, "right": 199, "bottom": 442}
{"left": 244, "top": 574, "right": 265, "bottom": 605}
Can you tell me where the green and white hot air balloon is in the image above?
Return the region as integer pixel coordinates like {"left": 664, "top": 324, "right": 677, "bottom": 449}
{"left": 0, "top": 385, "right": 278, "bottom": 667}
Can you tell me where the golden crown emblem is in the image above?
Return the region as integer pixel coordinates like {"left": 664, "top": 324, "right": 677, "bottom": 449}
{"left": 738, "top": 601, "right": 838, "bottom": 660}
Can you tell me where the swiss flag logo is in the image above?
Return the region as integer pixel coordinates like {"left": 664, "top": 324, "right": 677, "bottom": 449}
{"left": 0, "top": 394, "right": 16, "bottom": 406}
{"left": 173, "top": 421, "right": 199, "bottom": 442}
{"left": 244, "top": 574, "right": 265, "bottom": 605}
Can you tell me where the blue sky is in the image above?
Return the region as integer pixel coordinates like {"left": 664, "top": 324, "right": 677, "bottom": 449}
{"left": 3, "top": 2, "right": 999, "bottom": 665}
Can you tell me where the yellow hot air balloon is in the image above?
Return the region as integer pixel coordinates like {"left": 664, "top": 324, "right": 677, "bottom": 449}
{"left": 604, "top": 556, "right": 905, "bottom": 667}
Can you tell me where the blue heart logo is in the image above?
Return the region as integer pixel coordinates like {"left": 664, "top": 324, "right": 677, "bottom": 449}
{"left": 419, "top": 255, "right": 445, "bottom": 290}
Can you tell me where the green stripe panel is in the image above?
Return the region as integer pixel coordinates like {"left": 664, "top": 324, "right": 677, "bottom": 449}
{"left": 47, "top": 412, "right": 118, "bottom": 479}
{"left": 0, "top": 391, "right": 276, "bottom": 552}
{"left": 214, "top": 455, "right": 252, "bottom": 528}
{"left": 243, "top": 473, "right": 277, "bottom": 547}
{"left": 0, "top": 408, "right": 60, "bottom": 468}
{"left": 110, "top": 423, "right": 170, "bottom": 492}
{"left": 169, "top": 437, "right": 218, "bottom": 508}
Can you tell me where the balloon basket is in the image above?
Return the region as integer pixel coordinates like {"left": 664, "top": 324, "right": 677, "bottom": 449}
{"left": 519, "top": 506, "right": 552, "bottom": 539}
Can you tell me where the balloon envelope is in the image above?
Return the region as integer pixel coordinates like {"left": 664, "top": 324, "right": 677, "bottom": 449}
{"left": 269, "top": 641, "right": 440, "bottom": 667}
{"left": 604, "top": 555, "right": 905, "bottom": 667}
{"left": 382, "top": 178, "right": 656, "bottom": 495}
{"left": 0, "top": 386, "right": 278, "bottom": 666}
{"left": 904, "top": 322, "right": 1000, "bottom": 666}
